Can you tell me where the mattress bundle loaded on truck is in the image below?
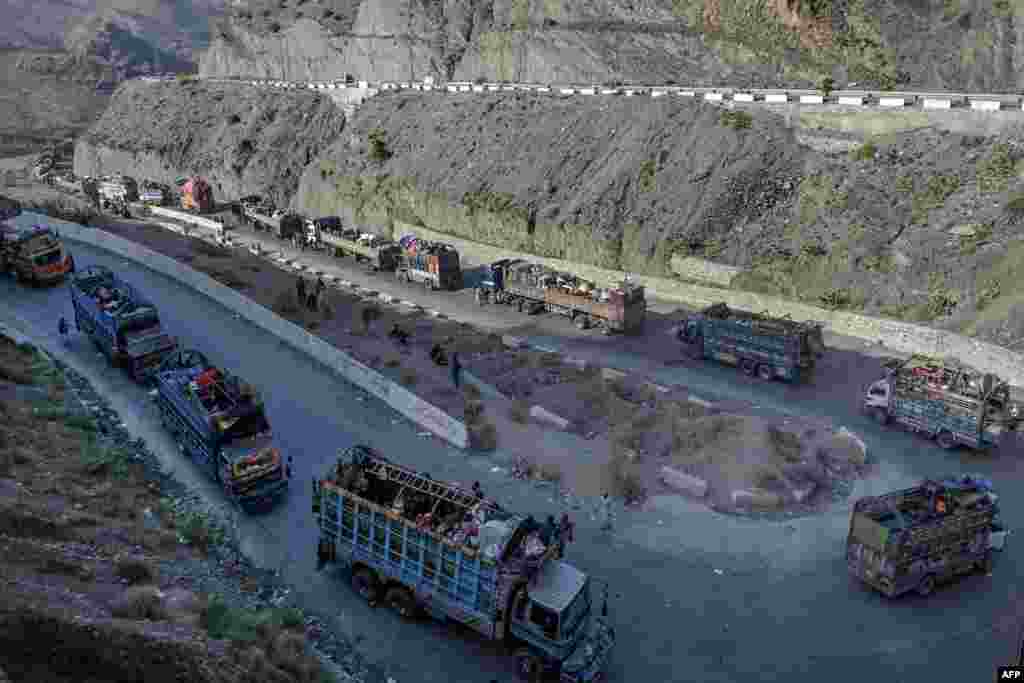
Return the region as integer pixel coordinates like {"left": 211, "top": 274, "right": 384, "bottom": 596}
{"left": 69, "top": 265, "right": 177, "bottom": 380}
{"left": 155, "top": 349, "right": 291, "bottom": 510}
{"left": 863, "top": 354, "right": 1022, "bottom": 451}
{"left": 679, "top": 303, "right": 825, "bottom": 382}
{"left": 476, "top": 259, "right": 646, "bottom": 333}
{"left": 314, "top": 445, "right": 616, "bottom": 682}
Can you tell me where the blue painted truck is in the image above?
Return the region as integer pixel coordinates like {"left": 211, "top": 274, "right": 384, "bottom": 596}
{"left": 69, "top": 265, "right": 177, "bottom": 380}
{"left": 847, "top": 475, "right": 997, "bottom": 598}
{"left": 154, "top": 349, "right": 290, "bottom": 510}
{"left": 678, "top": 302, "right": 825, "bottom": 383}
{"left": 863, "top": 355, "right": 1021, "bottom": 451}
{"left": 314, "top": 446, "right": 616, "bottom": 682}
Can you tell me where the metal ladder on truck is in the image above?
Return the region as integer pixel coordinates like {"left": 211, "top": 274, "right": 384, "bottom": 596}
{"left": 360, "top": 454, "right": 494, "bottom": 515}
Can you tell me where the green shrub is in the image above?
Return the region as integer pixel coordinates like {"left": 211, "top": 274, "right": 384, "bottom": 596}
{"left": 819, "top": 288, "right": 852, "bottom": 310}
{"left": 977, "top": 278, "right": 1001, "bottom": 309}
{"left": 894, "top": 174, "right": 914, "bottom": 193}
{"left": 80, "top": 437, "right": 130, "bottom": 479}
{"left": 958, "top": 223, "right": 992, "bottom": 255}
{"left": 1005, "top": 191, "right": 1024, "bottom": 216}
{"left": 368, "top": 128, "right": 391, "bottom": 162}
{"left": 977, "top": 144, "right": 1016, "bottom": 193}
{"left": 202, "top": 594, "right": 304, "bottom": 642}
{"left": 850, "top": 142, "right": 876, "bottom": 161}
{"left": 720, "top": 110, "right": 752, "bottom": 130}
{"left": 177, "top": 510, "right": 226, "bottom": 552}
{"left": 638, "top": 159, "right": 657, "bottom": 193}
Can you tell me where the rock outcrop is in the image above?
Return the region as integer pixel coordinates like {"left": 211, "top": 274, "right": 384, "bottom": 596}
{"left": 200, "top": 0, "right": 1024, "bottom": 92}
{"left": 73, "top": 79, "right": 346, "bottom": 207}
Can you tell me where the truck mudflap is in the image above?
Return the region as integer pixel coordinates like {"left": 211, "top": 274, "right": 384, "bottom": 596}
{"left": 560, "top": 616, "right": 615, "bottom": 683}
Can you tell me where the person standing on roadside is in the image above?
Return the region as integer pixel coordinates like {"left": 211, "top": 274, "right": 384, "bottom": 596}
{"left": 558, "top": 512, "right": 574, "bottom": 558}
{"left": 312, "top": 275, "right": 326, "bottom": 311}
{"left": 296, "top": 276, "right": 306, "bottom": 308}
{"left": 450, "top": 350, "right": 462, "bottom": 389}
{"left": 599, "top": 492, "right": 613, "bottom": 531}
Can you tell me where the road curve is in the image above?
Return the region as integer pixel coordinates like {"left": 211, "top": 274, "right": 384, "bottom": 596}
{"left": 2, "top": 236, "right": 1021, "bottom": 683}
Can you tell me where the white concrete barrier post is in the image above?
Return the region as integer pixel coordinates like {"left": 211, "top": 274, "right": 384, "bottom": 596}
{"left": 879, "top": 97, "right": 907, "bottom": 107}
{"left": 970, "top": 99, "right": 1002, "bottom": 112}
{"left": 764, "top": 93, "right": 788, "bottom": 103}
{"left": 732, "top": 93, "right": 755, "bottom": 103}
{"left": 799, "top": 94, "right": 824, "bottom": 104}
{"left": 837, "top": 95, "right": 865, "bottom": 106}
{"left": 703, "top": 92, "right": 724, "bottom": 102}
{"left": 921, "top": 98, "right": 952, "bottom": 109}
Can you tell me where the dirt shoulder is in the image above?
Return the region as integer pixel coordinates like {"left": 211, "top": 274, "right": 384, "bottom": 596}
{"left": 0, "top": 332, "right": 359, "bottom": 683}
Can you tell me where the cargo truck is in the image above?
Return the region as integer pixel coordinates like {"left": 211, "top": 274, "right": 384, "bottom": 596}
{"left": 863, "top": 355, "right": 1021, "bottom": 450}
{"left": 155, "top": 348, "right": 291, "bottom": 509}
{"left": 847, "top": 475, "right": 997, "bottom": 598}
{"left": 1, "top": 222, "right": 74, "bottom": 284}
{"left": 476, "top": 259, "right": 645, "bottom": 334}
{"left": 678, "top": 303, "right": 825, "bottom": 382}
{"left": 396, "top": 235, "right": 462, "bottom": 290}
{"left": 97, "top": 174, "right": 139, "bottom": 205}
{"left": 312, "top": 221, "right": 402, "bottom": 271}
{"left": 314, "top": 445, "right": 616, "bottom": 682}
{"left": 69, "top": 265, "right": 178, "bottom": 380}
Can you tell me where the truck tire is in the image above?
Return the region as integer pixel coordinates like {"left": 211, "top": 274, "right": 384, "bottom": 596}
{"left": 915, "top": 574, "right": 936, "bottom": 597}
{"left": 935, "top": 430, "right": 957, "bottom": 450}
{"left": 384, "top": 586, "right": 418, "bottom": 619}
{"left": 513, "top": 649, "right": 544, "bottom": 682}
{"left": 352, "top": 567, "right": 379, "bottom": 605}
{"left": 756, "top": 363, "right": 774, "bottom": 381}
{"left": 741, "top": 359, "right": 756, "bottom": 376}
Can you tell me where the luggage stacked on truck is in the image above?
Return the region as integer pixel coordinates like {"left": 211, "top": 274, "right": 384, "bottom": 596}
{"left": 886, "top": 354, "right": 1018, "bottom": 423}
{"left": 313, "top": 445, "right": 616, "bottom": 683}
{"left": 477, "top": 258, "right": 646, "bottom": 334}
{"left": 847, "top": 474, "right": 997, "bottom": 597}
{"left": 178, "top": 176, "right": 214, "bottom": 213}
{"left": 1, "top": 221, "right": 74, "bottom": 284}
{"left": 396, "top": 235, "right": 461, "bottom": 290}
{"left": 69, "top": 265, "right": 178, "bottom": 380}
{"left": 154, "top": 349, "right": 289, "bottom": 509}
{"left": 679, "top": 302, "right": 825, "bottom": 382}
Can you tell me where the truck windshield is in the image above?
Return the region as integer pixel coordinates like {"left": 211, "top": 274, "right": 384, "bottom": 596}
{"left": 33, "top": 249, "right": 62, "bottom": 266}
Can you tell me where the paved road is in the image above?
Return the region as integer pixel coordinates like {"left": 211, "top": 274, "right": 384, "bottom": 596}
{"left": 3, "top": 238, "right": 1022, "bottom": 683}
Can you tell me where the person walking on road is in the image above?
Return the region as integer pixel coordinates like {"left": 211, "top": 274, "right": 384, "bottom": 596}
{"left": 310, "top": 276, "right": 325, "bottom": 311}
{"left": 58, "top": 316, "right": 69, "bottom": 346}
{"left": 599, "top": 492, "right": 613, "bottom": 531}
{"left": 450, "top": 351, "right": 462, "bottom": 389}
{"left": 296, "top": 276, "right": 306, "bottom": 307}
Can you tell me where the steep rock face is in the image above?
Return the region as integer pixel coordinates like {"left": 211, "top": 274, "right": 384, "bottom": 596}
{"left": 294, "top": 92, "right": 805, "bottom": 274}
{"left": 73, "top": 80, "right": 346, "bottom": 206}
{"left": 201, "top": 0, "right": 1024, "bottom": 91}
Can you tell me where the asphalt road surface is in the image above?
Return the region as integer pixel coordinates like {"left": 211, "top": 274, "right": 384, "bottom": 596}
{"left": 2, "top": 237, "right": 1022, "bottom": 683}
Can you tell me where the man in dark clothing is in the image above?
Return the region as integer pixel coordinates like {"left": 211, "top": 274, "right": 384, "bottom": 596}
{"left": 471, "top": 481, "right": 484, "bottom": 500}
{"left": 309, "top": 276, "right": 326, "bottom": 312}
{"left": 450, "top": 351, "right": 462, "bottom": 388}
{"left": 540, "top": 515, "right": 558, "bottom": 546}
{"left": 522, "top": 514, "right": 540, "bottom": 534}
{"left": 558, "top": 513, "right": 574, "bottom": 558}
{"left": 296, "top": 277, "right": 306, "bottom": 306}
{"left": 58, "top": 316, "right": 69, "bottom": 345}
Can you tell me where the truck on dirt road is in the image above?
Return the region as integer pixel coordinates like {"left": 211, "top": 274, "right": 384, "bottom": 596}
{"left": 863, "top": 355, "right": 1021, "bottom": 451}
{"left": 69, "top": 265, "right": 178, "bottom": 380}
{"left": 1, "top": 222, "right": 74, "bottom": 285}
{"left": 314, "top": 445, "right": 616, "bottom": 682}
{"left": 396, "top": 235, "right": 462, "bottom": 291}
{"left": 311, "top": 219, "right": 402, "bottom": 271}
{"left": 155, "top": 349, "right": 290, "bottom": 510}
{"left": 847, "top": 474, "right": 997, "bottom": 598}
{"left": 476, "top": 259, "right": 646, "bottom": 334}
{"left": 678, "top": 303, "right": 825, "bottom": 382}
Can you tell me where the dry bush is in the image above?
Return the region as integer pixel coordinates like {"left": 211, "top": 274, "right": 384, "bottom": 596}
{"left": 469, "top": 420, "right": 498, "bottom": 451}
{"left": 272, "top": 291, "right": 299, "bottom": 316}
{"left": 115, "top": 556, "right": 157, "bottom": 585}
{"left": 268, "top": 631, "right": 319, "bottom": 680}
{"left": 767, "top": 426, "right": 803, "bottom": 463}
{"left": 509, "top": 400, "right": 530, "bottom": 423}
{"left": 111, "top": 585, "right": 168, "bottom": 621}
{"left": 399, "top": 368, "right": 418, "bottom": 387}
{"left": 464, "top": 399, "right": 484, "bottom": 424}
{"left": 606, "top": 448, "right": 646, "bottom": 502}
{"left": 233, "top": 646, "right": 290, "bottom": 683}
{"left": 537, "top": 463, "right": 563, "bottom": 484}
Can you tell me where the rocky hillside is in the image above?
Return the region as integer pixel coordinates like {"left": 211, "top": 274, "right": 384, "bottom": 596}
{"left": 73, "top": 79, "right": 346, "bottom": 207}
{"left": 73, "top": 80, "right": 1024, "bottom": 349}
{"left": 202, "top": 0, "right": 1024, "bottom": 91}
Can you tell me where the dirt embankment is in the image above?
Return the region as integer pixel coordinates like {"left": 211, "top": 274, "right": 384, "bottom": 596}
{"left": 73, "top": 79, "right": 347, "bottom": 208}
{"left": 0, "top": 334, "right": 347, "bottom": 683}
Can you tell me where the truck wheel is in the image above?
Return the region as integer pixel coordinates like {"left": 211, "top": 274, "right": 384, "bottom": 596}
{"left": 935, "top": 430, "right": 957, "bottom": 450}
{"left": 756, "top": 363, "right": 774, "bottom": 381}
{"left": 915, "top": 574, "right": 936, "bottom": 597}
{"left": 871, "top": 408, "right": 889, "bottom": 426}
{"left": 741, "top": 359, "right": 756, "bottom": 376}
{"left": 384, "top": 586, "right": 418, "bottom": 619}
{"left": 513, "top": 649, "right": 543, "bottom": 682}
{"left": 352, "top": 567, "right": 379, "bottom": 605}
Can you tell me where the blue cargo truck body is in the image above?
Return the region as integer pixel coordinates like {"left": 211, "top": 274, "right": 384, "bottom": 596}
{"left": 69, "top": 265, "right": 177, "bottom": 380}
{"left": 679, "top": 303, "right": 825, "bottom": 383}
{"left": 314, "top": 446, "right": 615, "bottom": 682}
{"left": 864, "top": 355, "right": 1021, "bottom": 451}
{"left": 154, "top": 349, "right": 289, "bottom": 509}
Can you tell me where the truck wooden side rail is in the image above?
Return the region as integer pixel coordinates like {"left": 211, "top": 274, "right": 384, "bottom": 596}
{"left": 313, "top": 223, "right": 401, "bottom": 271}
{"left": 314, "top": 445, "right": 615, "bottom": 682}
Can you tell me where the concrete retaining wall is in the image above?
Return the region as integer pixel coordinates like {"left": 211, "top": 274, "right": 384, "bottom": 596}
{"left": 396, "top": 222, "right": 1024, "bottom": 387}
{"left": 29, "top": 212, "right": 468, "bottom": 448}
